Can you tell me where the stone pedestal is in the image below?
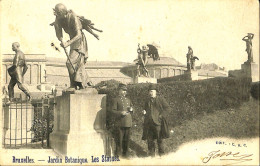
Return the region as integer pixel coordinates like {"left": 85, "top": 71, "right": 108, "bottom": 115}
{"left": 49, "top": 89, "right": 107, "bottom": 157}
{"left": 241, "top": 62, "right": 259, "bottom": 82}
{"left": 3, "top": 103, "right": 34, "bottom": 145}
{"left": 184, "top": 70, "right": 199, "bottom": 81}
{"left": 134, "top": 77, "right": 157, "bottom": 83}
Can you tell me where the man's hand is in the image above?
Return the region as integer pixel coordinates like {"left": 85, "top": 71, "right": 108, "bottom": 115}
{"left": 143, "top": 110, "right": 146, "bottom": 115}
{"left": 121, "top": 111, "right": 128, "bottom": 116}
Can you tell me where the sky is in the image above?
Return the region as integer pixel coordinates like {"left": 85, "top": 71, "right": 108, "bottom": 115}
{"left": 0, "top": 0, "right": 259, "bottom": 70}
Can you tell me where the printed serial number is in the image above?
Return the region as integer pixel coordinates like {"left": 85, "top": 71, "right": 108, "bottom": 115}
{"left": 216, "top": 141, "right": 247, "bottom": 147}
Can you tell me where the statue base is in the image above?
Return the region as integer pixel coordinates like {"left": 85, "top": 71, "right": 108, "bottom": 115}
{"left": 241, "top": 62, "right": 259, "bottom": 82}
{"left": 49, "top": 90, "right": 107, "bottom": 156}
{"left": 62, "top": 87, "right": 98, "bottom": 95}
{"left": 185, "top": 70, "right": 199, "bottom": 80}
{"left": 3, "top": 103, "right": 34, "bottom": 145}
{"left": 134, "top": 77, "right": 157, "bottom": 83}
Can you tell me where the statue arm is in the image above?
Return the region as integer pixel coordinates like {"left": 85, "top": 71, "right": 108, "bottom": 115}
{"left": 250, "top": 33, "right": 254, "bottom": 39}
{"left": 53, "top": 18, "right": 63, "bottom": 41}
{"left": 242, "top": 36, "right": 248, "bottom": 41}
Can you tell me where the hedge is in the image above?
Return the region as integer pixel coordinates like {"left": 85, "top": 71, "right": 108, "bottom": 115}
{"left": 97, "top": 77, "right": 251, "bottom": 131}
{"left": 251, "top": 81, "right": 260, "bottom": 100}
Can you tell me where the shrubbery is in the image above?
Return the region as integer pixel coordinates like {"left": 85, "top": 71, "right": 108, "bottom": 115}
{"left": 251, "top": 81, "right": 260, "bottom": 100}
{"left": 97, "top": 77, "right": 251, "bottom": 131}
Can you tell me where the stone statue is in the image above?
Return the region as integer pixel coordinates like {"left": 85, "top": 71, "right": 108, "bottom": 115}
{"left": 51, "top": 3, "right": 102, "bottom": 90}
{"left": 186, "top": 46, "right": 193, "bottom": 71}
{"left": 242, "top": 33, "right": 254, "bottom": 63}
{"left": 136, "top": 44, "right": 149, "bottom": 77}
{"left": 8, "top": 42, "right": 31, "bottom": 101}
{"left": 147, "top": 44, "right": 160, "bottom": 61}
{"left": 190, "top": 55, "right": 199, "bottom": 70}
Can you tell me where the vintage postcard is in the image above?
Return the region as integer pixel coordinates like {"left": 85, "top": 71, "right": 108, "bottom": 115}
{"left": 0, "top": 0, "right": 259, "bottom": 165}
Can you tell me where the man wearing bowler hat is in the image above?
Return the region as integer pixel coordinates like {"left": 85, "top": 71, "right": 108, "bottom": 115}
{"left": 142, "top": 84, "right": 170, "bottom": 157}
{"left": 111, "top": 83, "right": 133, "bottom": 157}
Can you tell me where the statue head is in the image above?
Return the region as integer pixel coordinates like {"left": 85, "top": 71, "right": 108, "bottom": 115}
{"left": 12, "top": 42, "right": 20, "bottom": 51}
{"left": 188, "top": 46, "right": 191, "bottom": 49}
{"left": 53, "top": 3, "right": 68, "bottom": 18}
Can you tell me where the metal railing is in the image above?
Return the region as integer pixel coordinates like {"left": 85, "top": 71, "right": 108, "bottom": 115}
{"left": 2, "top": 90, "right": 56, "bottom": 149}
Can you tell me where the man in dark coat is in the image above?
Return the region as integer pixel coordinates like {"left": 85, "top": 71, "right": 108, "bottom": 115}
{"left": 142, "top": 84, "right": 170, "bottom": 157}
{"left": 111, "top": 83, "right": 133, "bottom": 157}
{"left": 8, "top": 42, "right": 31, "bottom": 101}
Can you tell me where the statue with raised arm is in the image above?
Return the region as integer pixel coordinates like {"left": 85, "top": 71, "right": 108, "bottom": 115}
{"left": 8, "top": 42, "right": 31, "bottom": 101}
{"left": 242, "top": 33, "right": 254, "bottom": 63}
{"left": 51, "top": 3, "right": 102, "bottom": 90}
{"left": 136, "top": 44, "right": 149, "bottom": 77}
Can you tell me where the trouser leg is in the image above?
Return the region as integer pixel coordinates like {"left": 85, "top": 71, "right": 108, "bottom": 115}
{"left": 155, "top": 125, "right": 164, "bottom": 155}
{"left": 8, "top": 78, "right": 16, "bottom": 100}
{"left": 114, "top": 128, "right": 123, "bottom": 156}
{"left": 147, "top": 123, "right": 156, "bottom": 157}
{"left": 122, "top": 127, "right": 130, "bottom": 156}
{"left": 147, "top": 138, "right": 155, "bottom": 157}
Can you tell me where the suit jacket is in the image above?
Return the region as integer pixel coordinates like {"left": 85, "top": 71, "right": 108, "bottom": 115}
{"left": 142, "top": 96, "right": 170, "bottom": 140}
{"left": 111, "top": 95, "right": 133, "bottom": 127}
{"left": 143, "top": 96, "right": 170, "bottom": 126}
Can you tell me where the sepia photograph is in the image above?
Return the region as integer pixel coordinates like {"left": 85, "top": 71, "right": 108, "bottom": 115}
{"left": 0, "top": 0, "right": 259, "bottom": 165}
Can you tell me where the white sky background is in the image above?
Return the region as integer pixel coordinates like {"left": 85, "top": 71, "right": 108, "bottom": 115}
{"left": 0, "top": 0, "right": 259, "bottom": 70}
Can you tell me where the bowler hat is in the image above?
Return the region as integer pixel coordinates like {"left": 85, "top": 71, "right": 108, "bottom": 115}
{"left": 148, "top": 84, "right": 157, "bottom": 91}
{"left": 118, "top": 83, "right": 127, "bottom": 90}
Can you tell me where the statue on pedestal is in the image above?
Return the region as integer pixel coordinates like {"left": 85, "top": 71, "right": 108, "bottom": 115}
{"left": 136, "top": 44, "right": 149, "bottom": 77}
{"left": 186, "top": 46, "right": 193, "bottom": 71}
{"left": 51, "top": 3, "right": 102, "bottom": 90}
{"left": 242, "top": 33, "right": 254, "bottom": 63}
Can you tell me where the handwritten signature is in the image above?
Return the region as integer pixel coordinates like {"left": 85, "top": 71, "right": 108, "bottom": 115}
{"left": 202, "top": 150, "right": 253, "bottom": 165}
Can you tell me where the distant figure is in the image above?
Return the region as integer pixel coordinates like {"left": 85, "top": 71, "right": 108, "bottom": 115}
{"left": 8, "top": 42, "right": 31, "bottom": 101}
{"left": 242, "top": 33, "right": 254, "bottom": 63}
{"left": 111, "top": 84, "right": 134, "bottom": 158}
{"left": 147, "top": 44, "right": 160, "bottom": 61}
{"left": 186, "top": 46, "right": 193, "bottom": 71}
{"left": 51, "top": 3, "right": 98, "bottom": 90}
{"left": 136, "top": 44, "right": 149, "bottom": 77}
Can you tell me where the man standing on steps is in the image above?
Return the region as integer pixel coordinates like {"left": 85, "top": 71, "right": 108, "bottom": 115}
{"left": 8, "top": 42, "right": 31, "bottom": 101}
{"left": 142, "top": 84, "right": 170, "bottom": 157}
{"left": 52, "top": 3, "right": 96, "bottom": 90}
{"left": 111, "top": 83, "right": 134, "bottom": 158}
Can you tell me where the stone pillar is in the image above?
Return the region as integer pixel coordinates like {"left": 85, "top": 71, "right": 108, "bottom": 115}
{"left": 241, "top": 62, "right": 259, "bottom": 82}
{"left": 3, "top": 103, "right": 34, "bottom": 145}
{"left": 184, "top": 70, "right": 199, "bottom": 81}
{"left": 29, "top": 64, "right": 32, "bottom": 84}
{"left": 50, "top": 89, "right": 107, "bottom": 156}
